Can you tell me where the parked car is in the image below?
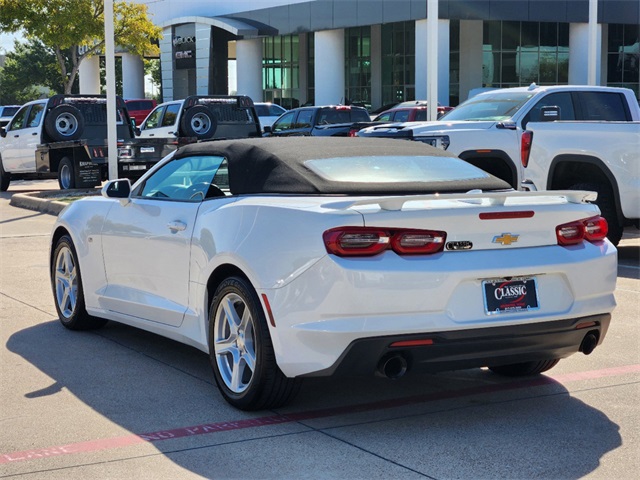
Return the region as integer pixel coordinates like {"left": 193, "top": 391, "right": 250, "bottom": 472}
{"left": 137, "top": 95, "right": 261, "bottom": 142}
{"left": 358, "top": 85, "right": 640, "bottom": 188}
{"left": 263, "top": 105, "right": 373, "bottom": 137}
{"left": 372, "top": 101, "right": 454, "bottom": 122}
{"left": 50, "top": 137, "right": 616, "bottom": 411}
{"left": 254, "top": 102, "right": 287, "bottom": 131}
{"left": 521, "top": 115, "right": 640, "bottom": 245}
{"left": 0, "top": 105, "right": 21, "bottom": 128}
{"left": 125, "top": 99, "right": 157, "bottom": 126}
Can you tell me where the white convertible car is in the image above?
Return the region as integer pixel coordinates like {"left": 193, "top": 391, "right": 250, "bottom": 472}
{"left": 50, "top": 137, "right": 617, "bottom": 410}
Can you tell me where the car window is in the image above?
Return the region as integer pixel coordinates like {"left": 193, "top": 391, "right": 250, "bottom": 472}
{"left": 2, "top": 106, "right": 20, "bottom": 117}
{"left": 394, "top": 110, "right": 410, "bottom": 122}
{"left": 577, "top": 92, "right": 629, "bottom": 121}
{"left": 442, "top": 92, "right": 534, "bottom": 121}
{"left": 255, "top": 104, "right": 269, "bottom": 116}
{"left": 351, "top": 109, "right": 372, "bottom": 122}
{"left": 144, "top": 106, "right": 164, "bottom": 129}
{"left": 269, "top": 105, "right": 286, "bottom": 116}
{"left": 375, "top": 112, "right": 392, "bottom": 122}
{"left": 305, "top": 155, "right": 490, "bottom": 183}
{"left": 524, "top": 92, "right": 575, "bottom": 127}
{"left": 414, "top": 109, "right": 427, "bottom": 121}
{"left": 127, "top": 101, "right": 141, "bottom": 111}
{"left": 8, "top": 105, "right": 29, "bottom": 130}
{"left": 26, "top": 104, "right": 45, "bottom": 128}
{"left": 296, "top": 110, "right": 314, "bottom": 128}
{"left": 162, "top": 104, "right": 181, "bottom": 127}
{"left": 137, "top": 155, "right": 227, "bottom": 201}
{"left": 273, "top": 111, "right": 296, "bottom": 131}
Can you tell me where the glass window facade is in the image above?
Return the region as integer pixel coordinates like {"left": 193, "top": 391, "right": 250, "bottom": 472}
{"left": 607, "top": 24, "right": 640, "bottom": 98}
{"left": 381, "top": 21, "right": 416, "bottom": 104}
{"left": 449, "top": 20, "right": 460, "bottom": 106}
{"left": 263, "top": 35, "right": 301, "bottom": 109}
{"left": 482, "top": 21, "right": 569, "bottom": 88}
{"left": 345, "top": 27, "right": 372, "bottom": 108}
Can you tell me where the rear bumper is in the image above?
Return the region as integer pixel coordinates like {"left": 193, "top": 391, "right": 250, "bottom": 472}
{"left": 305, "top": 313, "right": 611, "bottom": 377}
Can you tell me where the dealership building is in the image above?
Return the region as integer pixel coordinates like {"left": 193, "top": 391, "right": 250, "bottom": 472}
{"left": 79, "top": 0, "right": 640, "bottom": 109}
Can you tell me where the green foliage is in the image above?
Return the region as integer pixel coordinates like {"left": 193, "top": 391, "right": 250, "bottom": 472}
{"left": 0, "top": 0, "right": 161, "bottom": 94}
{"left": 0, "top": 38, "right": 78, "bottom": 104}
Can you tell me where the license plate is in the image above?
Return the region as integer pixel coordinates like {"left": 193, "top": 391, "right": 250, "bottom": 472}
{"left": 140, "top": 147, "right": 155, "bottom": 153}
{"left": 128, "top": 165, "right": 147, "bottom": 171}
{"left": 482, "top": 277, "right": 539, "bottom": 315}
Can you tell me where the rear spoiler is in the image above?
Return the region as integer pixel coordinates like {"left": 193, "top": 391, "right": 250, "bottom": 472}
{"left": 321, "top": 190, "right": 598, "bottom": 211}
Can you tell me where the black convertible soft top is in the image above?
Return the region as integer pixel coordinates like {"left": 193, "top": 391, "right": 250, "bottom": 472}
{"left": 172, "top": 137, "right": 511, "bottom": 195}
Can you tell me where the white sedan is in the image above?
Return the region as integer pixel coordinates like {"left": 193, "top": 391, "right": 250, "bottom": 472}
{"left": 50, "top": 137, "right": 617, "bottom": 410}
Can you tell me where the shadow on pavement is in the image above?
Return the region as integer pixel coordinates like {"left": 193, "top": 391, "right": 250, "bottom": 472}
{"left": 6, "top": 319, "right": 622, "bottom": 478}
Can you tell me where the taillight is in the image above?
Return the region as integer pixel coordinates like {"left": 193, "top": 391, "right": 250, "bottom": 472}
{"left": 348, "top": 128, "right": 359, "bottom": 137}
{"left": 583, "top": 216, "right": 608, "bottom": 242}
{"left": 521, "top": 130, "right": 533, "bottom": 168}
{"left": 323, "top": 227, "right": 446, "bottom": 257}
{"left": 556, "top": 216, "right": 608, "bottom": 246}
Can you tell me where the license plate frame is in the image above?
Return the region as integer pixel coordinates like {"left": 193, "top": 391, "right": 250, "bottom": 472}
{"left": 140, "top": 147, "right": 155, "bottom": 153}
{"left": 482, "top": 277, "right": 539, "bottom": 315}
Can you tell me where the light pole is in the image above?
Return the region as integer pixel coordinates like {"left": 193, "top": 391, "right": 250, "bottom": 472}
{"left": 427, "top": 0, "right": 438, "bottom": 121}
{"left": 104, "top": 0, "right": 118, "bottom": 181}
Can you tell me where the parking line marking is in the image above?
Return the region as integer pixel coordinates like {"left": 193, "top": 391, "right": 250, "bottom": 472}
{"left": 2, "top": 364, "right": 639, "bottom": 465}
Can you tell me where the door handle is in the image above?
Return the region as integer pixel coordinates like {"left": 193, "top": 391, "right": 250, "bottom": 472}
{"left": 149, "top": 133, "right": 154, "bottom": 136}
{"left": 32, "top": 132, "right": 38, "bottom": 135}
{"left": 167, "top": 220, "right": 187, "bottom": 232}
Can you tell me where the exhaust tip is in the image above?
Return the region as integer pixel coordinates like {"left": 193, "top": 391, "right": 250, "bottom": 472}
{"left": 378, "top": 354, "right": 408, "bottom": 379}
{"left": 580, "top": 332, "right": 598, "bottom": 355}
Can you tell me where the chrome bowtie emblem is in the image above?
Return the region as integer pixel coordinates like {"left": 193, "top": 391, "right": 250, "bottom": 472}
{"left": 493, "top": 233, "right": 519, "bottom": 245}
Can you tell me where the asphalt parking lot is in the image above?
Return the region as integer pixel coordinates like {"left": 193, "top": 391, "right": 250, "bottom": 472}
{"left": 1, "top": 179, "right": 639, "bottom": 479}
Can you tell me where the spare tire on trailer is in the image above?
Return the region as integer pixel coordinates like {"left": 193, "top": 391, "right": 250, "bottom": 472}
{"left": 180, "top": 105, "right": 217, "bottom": 139}
{"left": 45, "top": 105, "right": 85, "bottom": 141}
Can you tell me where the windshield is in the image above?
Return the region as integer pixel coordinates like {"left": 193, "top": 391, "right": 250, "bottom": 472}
{"left": 439, "top": 92, "right": 535, "bottom": 121}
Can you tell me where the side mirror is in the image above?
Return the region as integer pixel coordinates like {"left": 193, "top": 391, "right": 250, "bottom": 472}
{"left": 101, "top": 179, "right": 131, "bottom": 205}
{"left": 135, "top": 126, "right": 141, "bottom": 136}
{"left": 263, "top": 125, "right": 272, "bottom": 134}
{"left": 0, "top": 127, "right": 5, "bottom": 138}
{"left": 540, "top": 106, "right": 560, "bottom": 121}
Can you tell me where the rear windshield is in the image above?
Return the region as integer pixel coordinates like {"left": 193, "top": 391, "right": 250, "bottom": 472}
{"left": 2, "top": 106, "right": 20, "bottom": 117}
{"left": 305, "top": 155, "right": 490, "bottom": 184}
{"left": 126, "top": 100, "right": 154, "bottom": 111}
{"left": 440, "top": 92, "right": 534, "bottom": 121}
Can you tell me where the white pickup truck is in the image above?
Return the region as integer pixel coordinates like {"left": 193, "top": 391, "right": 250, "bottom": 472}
{"left": 0, "top": 95, "right": 171, "bottom": 191}
{"left": 521, "top": 119, "right": 640, "bottom": 245}
{"left": 358, "top": 84, "right": 640, "bottom": 189}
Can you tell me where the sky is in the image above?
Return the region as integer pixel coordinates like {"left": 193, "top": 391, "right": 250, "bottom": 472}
{"left": 0, "top": 31, "right": 24, "bottom": 54}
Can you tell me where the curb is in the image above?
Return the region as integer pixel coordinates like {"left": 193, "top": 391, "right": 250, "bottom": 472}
{"left": 9, "top": 189, "right": 100, "bottom": 216}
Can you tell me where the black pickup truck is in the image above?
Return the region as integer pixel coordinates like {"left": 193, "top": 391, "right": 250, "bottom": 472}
{"left": 263, "top": 105, "right": 374, "bottom": 137}
{"left": 0, "top": 94, "right": 170, "bottom": 190}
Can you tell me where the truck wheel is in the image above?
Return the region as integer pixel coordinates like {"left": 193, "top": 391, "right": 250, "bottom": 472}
{"left": 45, "top": 105, "right": 85, "bottom": 141}
{"left": 180, "top": 106, "right": 217, "bottom": 139}
{"left": 569, "top": 182, "right": 623, "bottom": 246}
{"left": 0, "top": 159, "right": 10, "bottom": 192}
{"left": 58, "top": 157, "right": 76, "bottom": 190}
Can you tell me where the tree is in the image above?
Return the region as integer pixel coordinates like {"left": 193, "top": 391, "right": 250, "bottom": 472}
{"left": 0, "top": 38, "right": 78, "bottom": 103}
{"left": 0, "top": 0, "right": 161, "bottom": 94}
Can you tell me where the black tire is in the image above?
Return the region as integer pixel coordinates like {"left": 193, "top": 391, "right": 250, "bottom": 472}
{"left": 180, "top": 105, "right": 217, "bottom": 139}
{"left": 51, "top": 235, "right": 108, "bottom": 330}
{"left": 209, "top": 276, "right": 300, "bottom": 410}
{"left": 45, "top": 104, "right": 85, "bottom": 141}
{"left": 569, "top": 182, "right": 623, "bottom": 246}
{"left": 57, "top": 157, "right": 76, "bottom": 190}
{"left": 489, "top": 359, "right": 560, "bottom": 377}
{"left": 0, "top": 158, "right": 10, "bottom": 192}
